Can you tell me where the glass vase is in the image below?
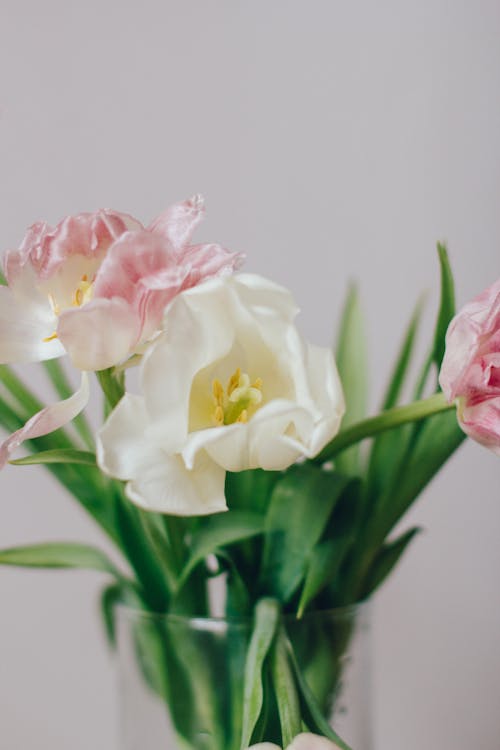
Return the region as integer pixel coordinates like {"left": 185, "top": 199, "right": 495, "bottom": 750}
{"left": 115, "top": 604, "right": 372, "bottom": 750}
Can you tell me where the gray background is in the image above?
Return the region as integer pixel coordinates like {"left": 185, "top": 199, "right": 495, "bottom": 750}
{"left": 1, "top": 1, "right": 499, "bottom": 748}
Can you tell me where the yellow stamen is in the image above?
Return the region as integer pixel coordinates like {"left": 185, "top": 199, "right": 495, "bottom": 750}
{"left": 212, "top": 405, "right": 224, "bottom": 426}
{"left": 212, "top": 379, "right": 224, "bottom": 406}
{"left": 227, "top": 367, "right": 241, "bottom": 396}
{"left": 211, "top": 367, "right": 263, "bottom": 426}
{"left": 43, "top": 331, "right": 58, "bottom": 342}
{"left": 72, "top": 275, "right": 93, "bottom": 307}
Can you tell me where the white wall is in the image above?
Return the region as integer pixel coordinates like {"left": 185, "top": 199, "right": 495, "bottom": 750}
{"left": 0, "top": 2, "right": 499, "bottom": 748}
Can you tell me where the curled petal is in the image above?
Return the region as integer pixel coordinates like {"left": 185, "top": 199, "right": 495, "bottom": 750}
{"left": 92, "top": 231, "right": 190, "bottom": 339}
{"left": 97, "top": 394, "right": 227, "bottom": 515}
{"left": 125, "top": 451, "right": 227, "bottom": 516}
{"left": 181, "top": 242, "right": 245, "bottom": 284}
{"left": 0, "top": 373, "right": 90, "bottom": 469}
{"left": 6, "top": 210, "right": 142, "bottom": 282}
{"left": 57, "top": 298, "right": 140, "bottom": 371}
{"left": 458, "top": 397, "right": 500, "bottom": 457}
{"left": 0, "top": 285, "right": 64, "bottom": 364}
{"left": 148, "top": 194, "right": 205, "bottom": 251}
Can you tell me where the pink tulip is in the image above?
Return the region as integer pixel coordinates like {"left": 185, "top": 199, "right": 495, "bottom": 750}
{"left": 0, "top": 196, "right": 243, "bottom": 467}
{"left": 439, "top": 278, "right": 500, "bottom": 456}
{"left": 1, "top": 195, "right": 243, "bottom": 371}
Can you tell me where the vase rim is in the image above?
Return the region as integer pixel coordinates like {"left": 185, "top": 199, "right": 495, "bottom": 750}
{"left": 114, "top": 600, "right": 368, "bottom": 629}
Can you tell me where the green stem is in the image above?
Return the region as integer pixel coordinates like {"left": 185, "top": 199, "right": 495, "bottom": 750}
{"left": 314, "top": 392, "right": 453, "bottom": 464}
{"left": 96, "top": 367, "right": 125, "bottom": 414}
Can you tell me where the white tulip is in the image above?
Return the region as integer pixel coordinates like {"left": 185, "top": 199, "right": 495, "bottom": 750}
{"left": 97, "top": 274, "right": 344, "bottom": 515}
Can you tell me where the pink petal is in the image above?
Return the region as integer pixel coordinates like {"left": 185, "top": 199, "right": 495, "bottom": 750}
{"left": 181, "top": 242, "right": 245, "bottom": 284}
{"left": 148, "top": 194, "right": 205, "bottom": 251}
{"left": 6, "top": 210, "right": 142, "bottom": 282}
{"left": 57, "top": 298, "right": 140, "bottom": 371}
{"left": 459, "top": 396, "right": 500, "bottom": 457}
{"left": 0, "top": 373, "right": 90, "bottom": 469}
{"left": 93, "top": 230, "right": 190, "bottom": 339}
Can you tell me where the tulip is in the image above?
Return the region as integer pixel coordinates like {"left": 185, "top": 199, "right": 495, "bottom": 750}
{"left": 97, "top": 274, "right": 344, "bottom": 515}
{"left": 249, "top": 732, "right": 343, "bottom": 750}
{"left": 439, "top": 277, "right": 500, "bottom": 455}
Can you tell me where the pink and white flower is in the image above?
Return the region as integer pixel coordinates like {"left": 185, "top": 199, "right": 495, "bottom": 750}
{"left": 0, "top": 196, "right": 242, "bottom": 468}
{"left": 1, "top": 195, "right": 242, "bottom": 371}
{"left": 439, "top": 277, "right": 500, "bottom": 455}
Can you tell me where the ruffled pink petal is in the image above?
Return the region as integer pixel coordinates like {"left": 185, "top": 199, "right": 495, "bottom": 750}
{"left": 93, "top": 230, "right": 190, "bottom": 339}
{"left": 0, "top": 285, "right": 64, "bottom": 364}
{"left": 459, "top": 397, "right": 500, "bottom": 457}
{"left": 57, "top": 298, "right": 140, "bottom": 371}
{"left": 0, "top": 373, "right": 90, "bottom": 469}
{"left": 148, "top": 194, "right": 205, "bottom": 251}
{"left": 181, "top": 243, "right": 245, "bottom": 285}
{"left": 6, "top": 210, "right": 142, "bottom": 282}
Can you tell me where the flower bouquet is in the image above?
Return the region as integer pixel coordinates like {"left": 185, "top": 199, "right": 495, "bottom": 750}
{"left": 0, "top": 196, "right": 498, "bottom": 750}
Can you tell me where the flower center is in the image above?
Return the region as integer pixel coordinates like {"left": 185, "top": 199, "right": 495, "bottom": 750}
{"left": 212, "top": 368, "right": 263, "bottom": 426}
{"left": 43, "top": 275, "right": 94, "bottom": 342}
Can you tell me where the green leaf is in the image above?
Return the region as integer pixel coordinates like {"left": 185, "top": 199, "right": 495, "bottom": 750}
{"left": 0, "top": 541, "right": 122, "bottom": 577}
{"left": 298, "top": 538, "right": 351, "bottom": 617}
{"left": 285, "top": 633, "right": 352, "bottom": 750}
{"left": 225, "top": 468, "right": 281, "bottom": 515}
{"left": 9, "top": 448, "right": 96, "bottom": 466}
{"left": 240, "top": 598, "right": 280, "bottom": 750}
{"left": 360, "top": 527, "right": 421, "bottom": 598}
{"left": 100, "top": 582, "right": 125, "bottom": 647}
{"left": 270, "top": 627, "right": 301, "bottom": 746}
{"left": 175, "top": 510, "right": 265, "bottom": 594}
{"left": 382, "top": 408, "right": 465, "bottom": 532}
{"left": 260, "top": 465, "right": 351, "bottom": 602}
{"left": 0, "top": 268, "right": 6, "bottom": 285}
{"left": 432, "top": 242, "right": 455, "bottom": 368}
{"left": 335, "top": 284, "right": 369, "bottom": 475}
{"left": 381, "top": 296, "right": 425, "bottom": 410}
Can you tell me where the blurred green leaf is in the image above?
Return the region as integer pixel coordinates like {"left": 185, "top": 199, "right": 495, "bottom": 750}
{"left": 225, "top": 469, "right": 281, "bottom": 515}
{"left": 335, "top": 284, "right": 369, "bottom": 475}
{"left": 261, "top": 465, "right": 350, "bottom": 602}
{"left": 285, "top": 633, "right": 352, "bottom": 750}
{"left": 432, "top": 242, "right": 455, "bottom": 368}
{"left": 382, "top": 296, "right": 425, "bottom": 410}
{"left": 0, "top": 541, "right": 122, "bottom": 577}
{"left": 0, "top": 267, "right": 6, "bottom": 285}
{"left": 175, "top": 510, "right": 265, "bottom": 594}
{"left": 240, "top": 598, "right": 280, "bottom": 750}
{"left": 10, "top": 448, "right": 96, "bottom": 466}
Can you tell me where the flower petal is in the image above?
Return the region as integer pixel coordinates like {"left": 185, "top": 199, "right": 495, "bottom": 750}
{"left": 148, "top": 194, "right": 205, "bottom": 251}
{"left": 0, "top": 285, "right": 64, "bottom": 363}
{"left": 97, "top": 393, "right": 161, "bottom": 480}
{"left": 92, "top": 230, "right": 190, "bottom": 340}
{"left": 0, "top": 373, "right": 90, "bottom": 469}
{"left": 125, "top": 450, "right": 227, "bottom": 516}
{"left": 57, "top": 298, "right": 140, "bottom": 371}
{"left": 459, "top": 396, "right": 500, "bottom": 457}
{"left": 181, "top": 242, "right": 245, "bottom": 283}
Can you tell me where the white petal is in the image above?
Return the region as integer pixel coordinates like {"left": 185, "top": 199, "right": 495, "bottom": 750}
{"left": 126, "top": 450, "right": 227, "bottom": 516}
{"left": 96, "top": 394, "right": 160, "bottom": 480}
{"left": 0, "top": 286, "right": 64, "bottom": 363}
{"left": 57, "top": 297, "right": 140, "bottom": 371}
{"left": 247, "top": 744, "right": 281, "bottom": 750}
{"left": 141, "top": 279, "right": 235, "bottom": 450}
{"left": 0, "top": 373, "right": 90, "bottom": 468}
{"left": 232, "top": 273, "right": 299, "bottom": 322}
{"left": 301, "top": 343, "right": 345, "bottom": 457}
